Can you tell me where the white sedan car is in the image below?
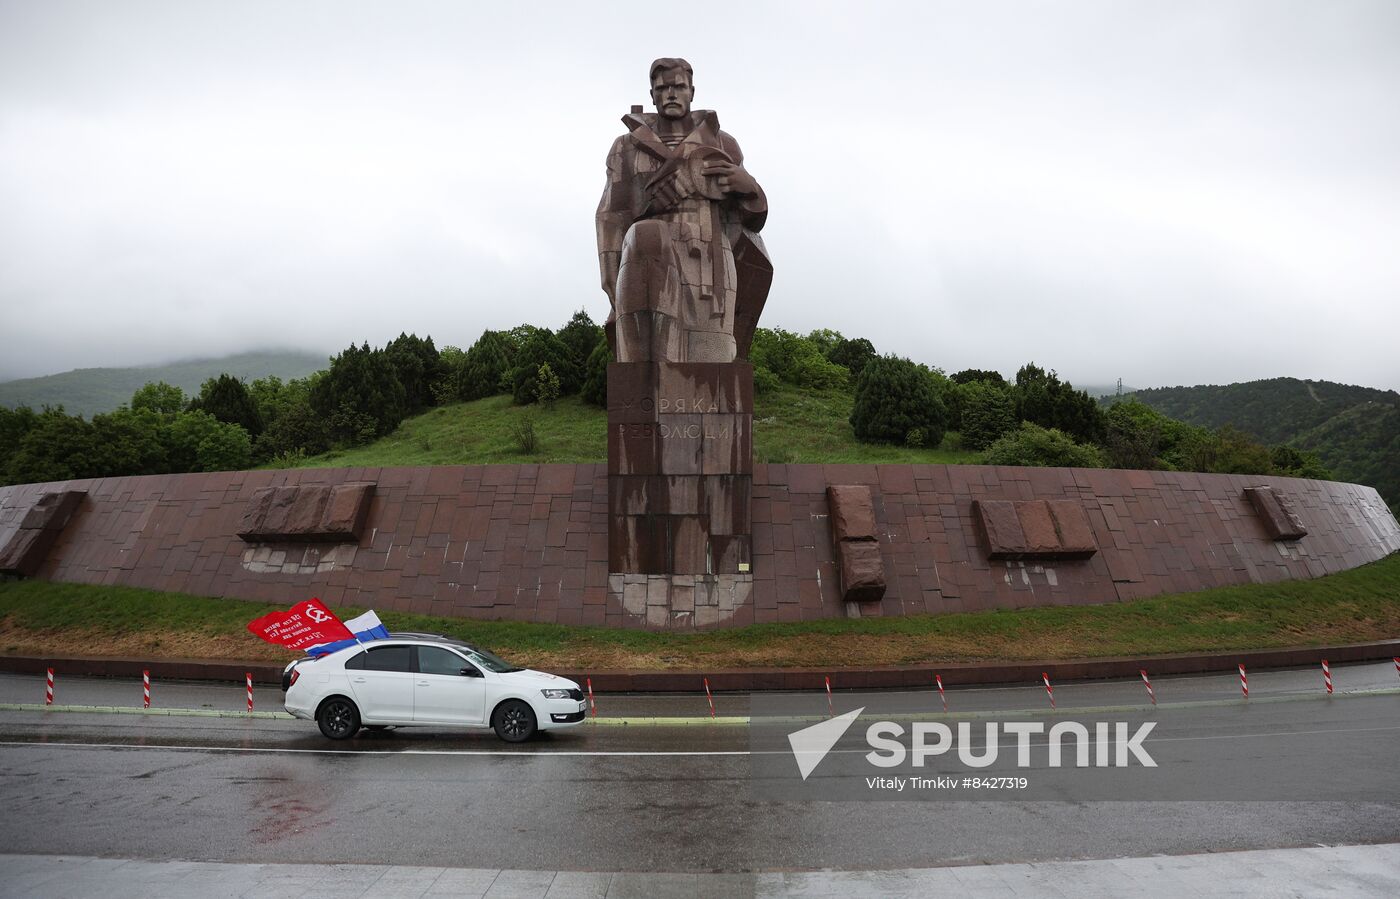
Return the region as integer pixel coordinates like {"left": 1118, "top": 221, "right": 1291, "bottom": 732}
{"left": 282, "top": 633, "right": 586, "bottom": 742}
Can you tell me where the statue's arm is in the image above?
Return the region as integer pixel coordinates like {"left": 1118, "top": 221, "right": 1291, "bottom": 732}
{"left": 719, "top": 131, "right": 768, "bottom": 232}
{"left": 595, "top": 135, "right": 633, "bottom": 302}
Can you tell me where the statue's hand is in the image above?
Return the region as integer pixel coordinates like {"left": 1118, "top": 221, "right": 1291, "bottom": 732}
{"left": 701, "top": 160, "right": 758, "bottom": 197}
{"left": 646, "top": 170, "right": 686, "bottom": 211}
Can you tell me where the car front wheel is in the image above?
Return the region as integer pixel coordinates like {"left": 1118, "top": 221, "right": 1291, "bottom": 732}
{"left": 492, "top": 699, "right": 537, "bottom": 743}
{"left": 317, "top": 697, "right": 361, "bottom": 740}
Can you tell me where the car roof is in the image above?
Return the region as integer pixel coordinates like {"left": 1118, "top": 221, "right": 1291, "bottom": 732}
{"left": 384, "top": 632, "right": 482, "bottom": 651}
{"left": 296, "top": 633, "right": 483, "bottom": 663}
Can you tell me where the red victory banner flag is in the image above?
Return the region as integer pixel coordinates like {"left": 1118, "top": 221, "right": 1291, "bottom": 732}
{"left": 246, "top": 598, "right": 354, "bottom": 653}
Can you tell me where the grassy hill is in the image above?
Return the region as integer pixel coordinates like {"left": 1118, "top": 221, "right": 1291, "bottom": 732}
{"left": 281, "top": 382, "right": 982, "bottom": 469}
{"left": 1125, "top": 378, "right": 1400, "bottom": 511}
{"left": 0, "top": 350, "right": 327, "bottom": 418}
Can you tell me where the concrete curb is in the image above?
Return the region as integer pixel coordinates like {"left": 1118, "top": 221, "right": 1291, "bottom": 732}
{"left": 1, "top": 638, "right": 1396, "bottom": 692}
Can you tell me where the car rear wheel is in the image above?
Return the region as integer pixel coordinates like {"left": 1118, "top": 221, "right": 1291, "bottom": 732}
{"left": 317, "top": 697, "right": 360, "bottom": 740}
{"left": 492, "top": 699, "right": 536, "bottom": 743}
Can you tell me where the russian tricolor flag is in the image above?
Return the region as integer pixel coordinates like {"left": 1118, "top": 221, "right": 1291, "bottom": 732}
{"left": 306, "top": 610, "right": 390, "bottom": 656}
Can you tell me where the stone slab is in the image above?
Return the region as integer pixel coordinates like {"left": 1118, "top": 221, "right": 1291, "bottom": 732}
{"left": 828, "top": 485, "right": 877, "bottom": 541}
{"left": 973, "top": 499, "right": 1098, "bottom": 560}
{"left": 1245, "top": 486, "right": 1308, "bottom": 540}
{"left": 237, "top": 483, "right": 376, "bottom": 542}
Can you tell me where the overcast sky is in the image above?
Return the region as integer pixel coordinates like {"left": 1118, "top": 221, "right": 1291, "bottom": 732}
{"left": 2, "top": 0, "right": 1397, "bottom": 391}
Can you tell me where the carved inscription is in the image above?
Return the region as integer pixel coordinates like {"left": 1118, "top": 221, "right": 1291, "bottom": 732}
{"left": 614, "top": 396, "right": 725, "bottom": 414}
{"left": 618, "top": 422, "right": 738, "bottom": 440}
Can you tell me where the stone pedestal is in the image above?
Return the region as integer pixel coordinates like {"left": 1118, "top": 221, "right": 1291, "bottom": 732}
{"left": 607, "top": 361, "right": 753, "bottom": 576}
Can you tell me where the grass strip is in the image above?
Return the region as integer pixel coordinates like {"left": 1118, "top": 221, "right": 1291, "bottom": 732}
{"left": 1, "top": 552, "right": 1397, "bottom": 671}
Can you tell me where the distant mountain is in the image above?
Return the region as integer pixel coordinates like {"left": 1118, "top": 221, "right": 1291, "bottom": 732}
{"left": 0, "top": 351, "right": 328, "bottom": 418}
{"left": 1123, "top": 378, "right": 1400, "bottom": 512}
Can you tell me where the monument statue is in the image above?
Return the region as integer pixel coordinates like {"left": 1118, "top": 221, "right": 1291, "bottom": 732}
{"left": 596, "top": 58, "right": 773, "bottom": 364}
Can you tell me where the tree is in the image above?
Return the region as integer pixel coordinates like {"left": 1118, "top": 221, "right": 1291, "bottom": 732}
{"left": 508, "top": 329, "right": 581, "bottom": 404}
{"left": 805, "top": 328, "right": 844, "bottom": 357}
{"left": 384, "top": 332, "right": 443, "bottom": 412}
{"left": 828, "top": 337, "right": 877, "bottom": 379}
{"left": 534, "top": 363, "right": 562, "bottom": 407}
{"left": 1013, "top": 363, "right": 1105, "bottom": 444}
{"left": 984, "top": 423, "right": 1106, "bottom": 468}
{"left": 254, "top": 399, "right": 330, "bottom": 461}
{"left": 91, "top": 407, "right": 169, "bottom": 475}
{"left": 750, "top": 328, "right": 848, "bottom": 390}
{"left": 581, "top": 340, "right": 611, "bottom": 407}
{"left": 557, "top": 309, "right": 605, "bottom": 374}
{"left": 130, "top": 381, "right": 186, "bottom": 415}
{"left": 168, "top": 411, "right": 252, "bottom": 472}
{"left": 1102, "top": 399, "right": 1171, "bottom": 470}
{"left": 459, "top": 330, "right": 515, "bottom": 400}
{"left": 0, "top": 404, "right": 39, "bottom": 465}
{"left": 433, "top": 345, "right": 467, "bottom": 404}
{"left": 3, "top": 409, "right": 101, "bottom": 484}
{"left": 950, "top": 369, "right": 1007, "bottom": 387}
{"left": 959, "top": 380, "right": 1017, "bottom": 450}
{"left": 190, "top": 374, "right": 263, "bottom": 439}
{"left": 849, "top": 355, "right": 947, "bottom": 447}
{"left": 310, "top": 342, "right": 408, "bottom": 444}
{"left": 1270, "top": 445, "right": 1332, "bottom": 480}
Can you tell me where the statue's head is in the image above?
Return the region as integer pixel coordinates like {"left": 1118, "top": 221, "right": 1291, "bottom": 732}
{"left": 649, "top": 58, "right": 694, "bottom": 120}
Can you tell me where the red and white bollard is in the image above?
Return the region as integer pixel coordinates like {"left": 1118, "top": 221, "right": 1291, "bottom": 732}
{"left": 1042, "top": 672, "right": 1056, "bottom": 709}
{"left": 825, "top": 675, "right": 834, "bottom": 717}
{"left": 1393, "top": 657, "right": 1399, "bottom": 678}
{"left": 1321, "top": 660, "right": 1333, "bottom": 695}
{"left": 586, "top": 677, "right": 596, "bottom": 717}
{"left": 703, "top": 677, "right": 716, "bottom": 719}
{"left": 1239, "top": 663, "right": 1249, "bottom": 699}
{"left": 45, "top": 668, "right": 54, "bottom": 706}
{"left": 1140, "top": 669, "right": 1156, "bottom": 706}
{"left": 143, "top": 670, "right": 150, "bottom": 709}
{"left": 935, "top": 674, "right": 947, "bottom": 712}
{"left": 246, "top": 673, "right": 254, "bottom": 712}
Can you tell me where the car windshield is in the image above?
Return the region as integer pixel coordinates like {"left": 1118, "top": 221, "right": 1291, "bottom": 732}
{"left": 461, "top": 645, "right": 523, "bottom": 673}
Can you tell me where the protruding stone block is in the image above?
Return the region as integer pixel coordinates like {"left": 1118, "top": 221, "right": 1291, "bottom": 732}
{"left": 827, "top": 485, "right": 886, "bottom": 604}
{"left": 0, "top": 490, "right": 85, "bottom": 576}
{"left": 237, "top": 483, "right": 376, "bottom": 543}
{"left": 1244, "top": 487, "right": 1307, "bottom": 541}
{"left": 973, "top": 499, "right": 1098, "bottom": 560}
{"left": 322, "top": 484, "right": 376, "bottom": 540}
{"left": 838, "top": 540, "right": 887, "bottom": 603}
{"left": 828, "top": 485, "right": 877, "bottom": 541}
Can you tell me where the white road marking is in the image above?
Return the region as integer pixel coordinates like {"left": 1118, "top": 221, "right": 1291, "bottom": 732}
{"left": 1, "top": 723, "right": 1398, "bottom": 758}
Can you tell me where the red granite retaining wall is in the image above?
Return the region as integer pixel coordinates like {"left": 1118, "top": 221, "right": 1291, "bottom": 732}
{"left": 1, "top": 464, "right": 1396, "bottom": 630}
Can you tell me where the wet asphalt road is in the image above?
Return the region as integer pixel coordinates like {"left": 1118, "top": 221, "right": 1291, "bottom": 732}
{"left": 0, "top": 664, "right": 1397, "bottom": 872}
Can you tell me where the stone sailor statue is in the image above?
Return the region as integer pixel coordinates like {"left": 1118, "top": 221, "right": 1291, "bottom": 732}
{"left": 596, "top": 57, "right": 773, "bottom": 364}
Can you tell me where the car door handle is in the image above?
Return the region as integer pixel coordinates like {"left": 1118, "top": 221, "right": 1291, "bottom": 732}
{"left": 416, "top": 681, "right": 430, "bottom": 686}
{"left": 352, "top": 677, "right": 366, "bottom": 683}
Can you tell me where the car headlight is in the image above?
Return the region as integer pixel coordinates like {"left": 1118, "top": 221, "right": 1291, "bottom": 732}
{"left": 540, "top": 689, "right": 573, "bottom": 699}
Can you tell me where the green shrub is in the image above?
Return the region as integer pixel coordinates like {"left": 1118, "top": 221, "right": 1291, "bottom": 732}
{"left": 828, "top": 337, "right": 877, "bottom": 379}
{"left": 750, "top": 328, "right": 849, "bottom": 390}
{"left": 535, "top": 363, "right": 562, "bottom": 407}
{"left": 581, "top": 341, "right": 611, "bottom": 407}
{"left": 752, "top": 364, "right": 781, "bottom": 394}
{"left": 849, "top": 355, "right": 947, "bottom": 447}
{"left": 984, "top": 422, "right": 1105, "bottom": 468}
{"left": 509, "top": 329, "right": 581, "bottom": 404}
{"left": 511, "top": 414, "right": 539, "bottom": 454}
{"left": 459, "top": 330, "right": 515, "bottom": 400}
{"left": 557, "top": 309, "right": 605, "bottom": 374}
{"left": 959, "top": 380, "right": 1017, "bottom": 450}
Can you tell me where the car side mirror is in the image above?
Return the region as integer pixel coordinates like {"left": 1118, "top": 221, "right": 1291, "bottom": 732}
{"left": 459, "top": 667, "right": 483, "bottom": 678}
